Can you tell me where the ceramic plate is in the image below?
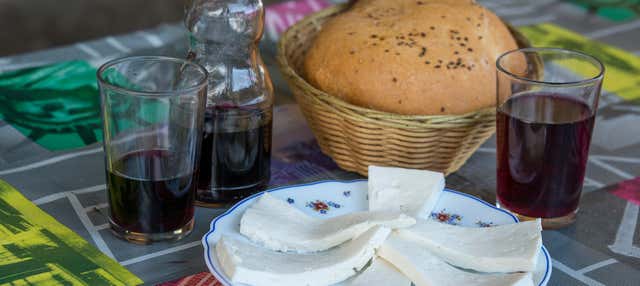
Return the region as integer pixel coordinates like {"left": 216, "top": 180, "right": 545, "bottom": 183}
{"left": 202, "top": 179, "right": 552, "bottom": 286}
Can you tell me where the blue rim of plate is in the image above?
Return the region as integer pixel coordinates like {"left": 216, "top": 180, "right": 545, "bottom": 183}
{"left": 202, "top": 179, "right": 552, "bottom": 286}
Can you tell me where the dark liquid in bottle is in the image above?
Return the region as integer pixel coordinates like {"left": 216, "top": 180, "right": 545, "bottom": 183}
{"left": 497, "top": 92, "right": 595, "bottom": 218}
{"left": 197, "top": 107, "right": 272, "bottom": 205}
{"left": 107, "top": 149, "right": 196, "bottom": 234}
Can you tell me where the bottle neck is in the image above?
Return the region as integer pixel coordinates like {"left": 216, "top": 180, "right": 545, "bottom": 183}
{"left": 187, "top": 34, "right": 272, "bottom": 108}
{"left": 189, "top": 33, "right": 260, "bottom": 61}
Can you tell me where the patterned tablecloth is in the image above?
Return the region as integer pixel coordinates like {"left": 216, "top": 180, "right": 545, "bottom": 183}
{"left": 1, "top": 0, "right": 639, "bottom": 285}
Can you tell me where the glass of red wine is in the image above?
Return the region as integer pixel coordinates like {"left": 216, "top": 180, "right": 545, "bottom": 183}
{"left": 496, "top": 48, "right": 604, "bottom": 229}
{"left": 97, "top": 56, "right": 208, "bottom": 243}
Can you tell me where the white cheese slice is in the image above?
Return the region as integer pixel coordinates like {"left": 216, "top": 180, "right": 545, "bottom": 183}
{"left": 345, "top": 257, "right": 412, "bottom": 286}
{"left": 397, "top": 219, "right": 542, "bottom": 272}
{"left": 217, "top": 227, "right": 391, "bottom": 286}
{"left": 378, "top": 233, "right": 534, "bottom": 286}
{"left": 368, "top": 165, "right": 444, "bottom": 218}
{"left": 240, "top": 193, "right": 415, "bottom": 253}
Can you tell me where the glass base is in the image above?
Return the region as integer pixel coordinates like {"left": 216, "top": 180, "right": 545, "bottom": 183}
{"left": 514, "top": 210, "right": 577, "bottom": 229}
{"left": 195, "top": 181, "right": 268, "bottom": 208}
{"left": 109, "top": 217, "right": 194, "bottom": 244}
{"left": 497, "top": 202, "right": 578, "bottom": 229}
{"left": 194, "top": 200, "right": 232, "bottom": 208}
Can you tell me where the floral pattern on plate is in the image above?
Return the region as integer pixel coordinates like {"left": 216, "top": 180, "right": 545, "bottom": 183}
{"left": 476, "top": 221, "right": 494, "bottom": 227}
{"left": 431, "top": 209, "right": 463, "bottom": 225}
{"left": 306, "top": 200, "right": 341, "bottom": 214}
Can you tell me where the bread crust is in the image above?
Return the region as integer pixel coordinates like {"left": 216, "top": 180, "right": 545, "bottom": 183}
{"left": 304, "top": 0, "right": 519, "bottom": 115}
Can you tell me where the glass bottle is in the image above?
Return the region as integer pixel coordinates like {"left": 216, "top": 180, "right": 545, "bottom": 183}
{"left": 185, "top": 0, "right": 273, "bottom": 207}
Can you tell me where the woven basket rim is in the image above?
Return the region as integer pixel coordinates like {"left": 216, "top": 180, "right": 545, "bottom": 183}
{"left": 277, "top": 3, "right": 499, "bottom": 122}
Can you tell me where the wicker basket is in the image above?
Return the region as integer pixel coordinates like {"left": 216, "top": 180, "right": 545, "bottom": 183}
{"left": 277, "top": 4, "right": 531, "bottom": 176}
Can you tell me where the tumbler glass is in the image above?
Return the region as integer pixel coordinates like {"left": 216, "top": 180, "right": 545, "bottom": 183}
{"left": 496, "top": 48, "right": 604, "bottom": 229}
{"left": 97, "top": 56, "right": 207, "bottom": 243}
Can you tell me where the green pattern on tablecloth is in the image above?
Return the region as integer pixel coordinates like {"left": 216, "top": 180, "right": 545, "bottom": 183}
{"left": 0, "top": 61, "right": 102, "bottom": 151}
{"left": 0, "top": 180, "right": 142, "bottom": 285}
{"left": 571, "top": 0, "right": 640, "bottom": 21}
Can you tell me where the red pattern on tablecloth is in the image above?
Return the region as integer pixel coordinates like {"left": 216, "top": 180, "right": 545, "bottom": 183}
{"left": 610, "top": 177, "right": 640, "bottom": 206}
{"left": 157, "top": 272, "right": 220, "bottom": 286}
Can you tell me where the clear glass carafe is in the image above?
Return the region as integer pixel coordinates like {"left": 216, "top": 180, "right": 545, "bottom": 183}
{"left": 185, "top": 0, "right": 274, "bottom": 207}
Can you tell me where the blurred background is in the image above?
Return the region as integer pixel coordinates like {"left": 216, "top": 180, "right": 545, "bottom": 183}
{"left": 0, "top": 0, "right": 185, "bottom": 56}
{"left": 0, "top": 0, "right": 290, "bottom": 57}
{"left": 0, "top": 0, "right": 638, "bottom": 57}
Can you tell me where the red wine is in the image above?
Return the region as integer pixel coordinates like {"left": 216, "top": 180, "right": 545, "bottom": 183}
{"left": 497, "top": 92, "right": 595, "bottom": 218}
{"left": 107, "top": 149, "right": 196, "bottom": 234}
{"left": 197, "top": 107, "right": 272, "bottom": 205}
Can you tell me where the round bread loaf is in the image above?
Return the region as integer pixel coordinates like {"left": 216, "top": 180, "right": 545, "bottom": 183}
{"left": 303, "top": 0, "right": 519, "bottom": 115}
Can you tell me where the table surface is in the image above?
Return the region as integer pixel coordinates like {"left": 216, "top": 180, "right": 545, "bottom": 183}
{"left": 1, "top": 0, "right": 639, "bottom": 285}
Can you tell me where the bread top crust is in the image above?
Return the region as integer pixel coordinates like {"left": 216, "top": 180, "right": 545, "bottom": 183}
{"left": 304, "top": 0, "right": 519, "bottom": 115}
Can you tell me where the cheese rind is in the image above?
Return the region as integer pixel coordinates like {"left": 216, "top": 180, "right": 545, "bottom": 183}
{"left": 378, "top": 233, "right": 534, "bottom": 286}
{"left": 216, "top": 227, "right": 391, "bottom": 286}
{"left": 368, "top": 166, "right": 444, "bottom": 218}
{"left": 398, "top": 219, "right": 542, "bottom": 272}
{"left": 240, "top": 193, "right": 415, "bottom": 253}
{"left": 345, "top": 257, "right": 412, "bottom": 286}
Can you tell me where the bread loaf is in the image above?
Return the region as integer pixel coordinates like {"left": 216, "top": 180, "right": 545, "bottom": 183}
{"left": 304, "top": 0, "right": 519, "bottom": 115}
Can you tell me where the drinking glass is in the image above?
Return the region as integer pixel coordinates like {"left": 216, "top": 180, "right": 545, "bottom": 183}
{"left": 496, "top": 48, "right": 604, "bottom": 229}
{"left": 97, "top": 56, "right": 208, "bottom": 243}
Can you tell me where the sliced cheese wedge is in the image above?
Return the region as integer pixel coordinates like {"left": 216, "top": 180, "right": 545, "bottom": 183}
{"left": 240, "top": 193, "right": 415, "bottom": 253}
{"left": 217, "top": 227, "right": 391, "bottom": 286}
{"left": 397, "top": 219, "right": 542, "bottom": 272}
{"left": 345, "top": 257, "right": 412, "bottom": 286}
{"left": 378, "top": 233, "right": 534, "bottom": 286}
{"left": 368, "top": 165, "right": 444, "bottom": 218}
